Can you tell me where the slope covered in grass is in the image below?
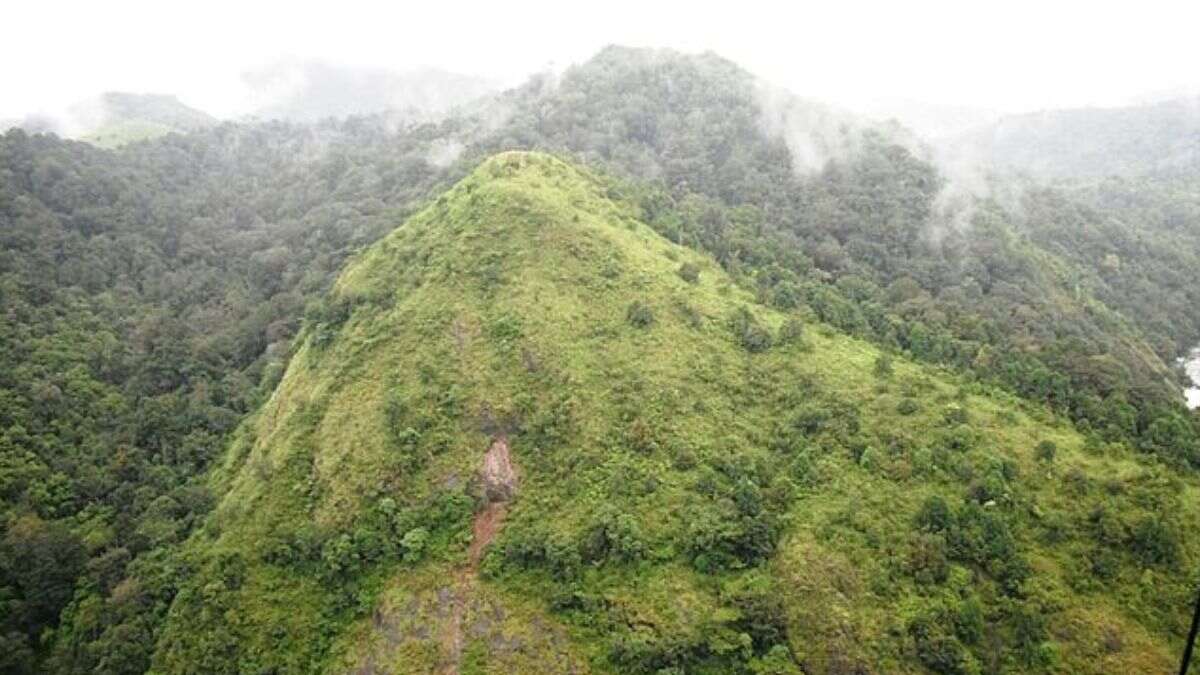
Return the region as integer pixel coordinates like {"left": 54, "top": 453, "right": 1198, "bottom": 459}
{"left": 151, "top": 152, "right": 1198, "bottom": 674}
{"left": 76, "top": 93, "right": 216, "bottom": 147}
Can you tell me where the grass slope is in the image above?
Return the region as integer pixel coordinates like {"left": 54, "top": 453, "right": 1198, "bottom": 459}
{"left": 151, "top": 152, "right": 1199, "bottom": 674}
{"left": 82, "top": 120, "right": 178, "bottom": 148}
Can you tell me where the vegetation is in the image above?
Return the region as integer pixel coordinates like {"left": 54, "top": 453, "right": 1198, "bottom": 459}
{"left": 143, "top": 153, "right": 1198, "bottom": 673}
{"left": 0, "top": 43, "right": 1199, "bottom": 674}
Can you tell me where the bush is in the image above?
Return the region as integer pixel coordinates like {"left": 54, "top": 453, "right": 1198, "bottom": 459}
{"left": 948, "top": 503, "right": 1029, "bottom": 594}
{"left": 1128, "top": 517, "right": 1179, "bottom": 567}
{"left": 626, "top": 301, "right": 655, "bottom": 328}
{"left": 897, "top": 397, "right": 921, "bottom": 415}
{"left": 686, "top": 501, "right": 779, "bottom": 572}
{"left": 873, "top": 353, "right": 894, "bottom": 379}
{"left": 908, "top": 615, "right": 974, "bottom": 675}
{"left": 771, "top": 281, "right": 801, "bottom": 309}
{"left": 776, "top": 318, "right": 805, "bottom": 348}
{"left": 488, "top": 313, "right": 523, "bottom": 343}
{"left": 723, "top": 572, "right": 789, "bottom": 651}
{"left": 304, "top": 294, "right": 352, "bottom": 328}
{"left": 915, "top": 495, "right": 954, "bottom": 533}
{"left": 501, "top": 526, "right": 582, "bottom": 580}
{"left": 908, "top": 533, "right": 950, "bottom": 585}
{"left": 730, "top": 307, "right": 773, "bottom": 353}
{"left": 677, "top": 262, "right": 700, "bottom": 284}
{"left": 399, "top": 527, "right": 428, "bottom": 563}
{"left": 583, "top": 509, "right": 647, "bottom": 564}
{"left": 943, "top": 403, "right": 970, "bottom": 426}
{"left": 1035, "top": 440, "right": 1057, "bottom": 463}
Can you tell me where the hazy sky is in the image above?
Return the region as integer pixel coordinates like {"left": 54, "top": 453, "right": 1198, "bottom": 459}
{"left": 5, "top": 0, "right": 1199, "bottom": 120}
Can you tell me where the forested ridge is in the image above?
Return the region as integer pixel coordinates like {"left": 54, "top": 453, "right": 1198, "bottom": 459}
{"left": 1, "top": 45, "right": 1198, "bottom": 673}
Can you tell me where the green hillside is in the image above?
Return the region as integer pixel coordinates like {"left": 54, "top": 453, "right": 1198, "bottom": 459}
{"left": 943, "top": 96, "right": 1200, "bottom": 180}
{"left": 77, "top": 93, "right": 216, "bottom": 148}
{"left": 150, "top": 152, "right": 1198, "bottom": 674}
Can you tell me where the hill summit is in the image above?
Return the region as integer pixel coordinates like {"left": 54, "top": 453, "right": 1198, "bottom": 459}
{"left": 68, "top": 92, "right": 216, "bottom": 147}
{"left": 151, "top": 152, "right": 1195, "bottom": 674}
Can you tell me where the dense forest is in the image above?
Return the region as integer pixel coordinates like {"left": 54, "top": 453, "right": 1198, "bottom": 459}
{"left": 1, "top": 45, "right": 1199, "bottom": 673}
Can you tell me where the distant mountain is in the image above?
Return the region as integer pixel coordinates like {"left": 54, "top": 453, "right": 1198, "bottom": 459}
{"left": 942, "top": 96, "right": 1200, "bottom": 180}
{"left": 243, "top": 60, "right": 498, "bottom": 123}
{"left": 1, "top": 92, "right": 217, "bottom": 148}
{"left": 470, "top": 45, "right": 886, "bottom": 196}
{"left": 71, "top": 92, "right": 217, "bottom": 148}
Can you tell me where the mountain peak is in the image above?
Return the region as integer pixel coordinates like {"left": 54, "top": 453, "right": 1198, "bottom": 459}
{"left": 146, "top": 152, "right": 1181, "bottom": 673}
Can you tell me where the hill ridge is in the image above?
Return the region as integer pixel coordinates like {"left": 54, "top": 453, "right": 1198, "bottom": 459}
{"left": 150, "top": 151, "right": 1195, "bottom": 675}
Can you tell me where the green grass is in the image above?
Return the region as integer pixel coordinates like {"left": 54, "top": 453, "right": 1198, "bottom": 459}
{"left": 81, "top": 120, "right": 177, "bottom": 148}
{"left": 150, "top": 152, "right": 1199, "bottom": 674}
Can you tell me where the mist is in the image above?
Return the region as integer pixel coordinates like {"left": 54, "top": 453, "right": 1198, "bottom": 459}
{"left": 5, "top": 1, "right": 1200, "bottom": 127}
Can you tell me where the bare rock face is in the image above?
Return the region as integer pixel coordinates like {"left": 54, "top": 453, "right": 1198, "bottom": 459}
{"left": 480, "top": 437, "right": 516, "bottom": 503}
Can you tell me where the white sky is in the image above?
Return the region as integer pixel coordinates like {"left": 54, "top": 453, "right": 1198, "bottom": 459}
{"left": 3, "top": 0, "right": 1199, "bottom": 120}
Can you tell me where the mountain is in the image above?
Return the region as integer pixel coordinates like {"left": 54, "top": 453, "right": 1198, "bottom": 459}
{"left": 1, "top": 92, "right": 215, "bottom": 147}
{"left": 147, "top": 152, "right": 1196, "bottom": 674}
{"left": 942, "top": 96, "right": 1200, "bottom": 180}
{"left": 3, "top": 45, "right": 1200, "bottom": 674}
{"left": 69, "top": 92, "right": 217, "bottom": 148}
{"left": 244, "top": 60, "right": 498, "bottom": 124}
{"left": 472, "top": 45, "right": 875, "bottom": 193}
{"left": 466, "top": 47, "right": 1197, "bottom": 464}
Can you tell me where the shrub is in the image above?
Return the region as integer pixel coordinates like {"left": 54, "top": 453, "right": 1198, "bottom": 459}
{"left": 777, "top": 317, "right": 805, "bottom": 345}
{"left": 908, "top": 533, "right": 950, "bottom": 585}
{"left": 1129, "top": 517, "right": 1179, "bottom": 567}
{"left": 686, "top": 502, "right": 778, "bottom": 572}
{"left": 943, "top": 403, "right": 970, "bottom": 426}
{"left": 583, "top": 509, "right": 647, "bottom": 564}
{"left": 771, "top": 281, "right": 801, "bottom": 310}
{"left": 677, "top": 262, "right": 700, "bottom": 284}
{"left": 915, "top": 495, "right": 954, "bottom": 533}
{"left": 501, "top": 526, "right": 582, "bottom": 580}
{"left": 304, "top": 294, "right": 352, "bottom": 328}
{"left": 1035, "top": 440, "right": 1057, "bottom": 463}
{"left": 399, "top": 527, "right": 428, "bottom": 563}
{"left": 908, "top": 615, "right": 974, "bottom": 675}
{"left": 730, "top": 307, "right": 772, "bottom": 353}
{"left": 723, "top": 572, "right": 789, "bottom": 651}
{"left": 626, "top": 301, "right": 655, "bottom": 328}
{"left": 873, "top": 353, "right": 894, "bottom": 379}
{"left": 488, "top": 313, "right": 523, "bottom": 342}
{"left": 948, "top": 504, "right": 1029, "bottom": 594}
{"left": 897, "top": 397, "right": 921, "bottom": 415}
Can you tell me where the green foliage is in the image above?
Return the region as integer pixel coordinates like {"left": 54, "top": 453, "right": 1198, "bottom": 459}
{"left": 582, "top": 507, "right": 647, "bottom": 564}
{"left": 908, "top": 612, "right": 977, "bottom": 675}
{"left": 2, "top": 45, "right": 1198, "bottom": 668}
{"left": 730, "top": 306, "right": 773, "bottom": 353}
{"left": 1128, "top": 517, "right": 1180, "bottom": 568}
{"left": 626, "top": 300, "right": 656, "bottom": 328}
{"left": 676, "top": 262, "right": 700, "bottom": 284}
{"left": 776, "top": 317, "right": 805, "bottom": 346}
{"left": 873, "top": 353, "right": 894, "bottom": 379}
{"left": 1035, "top": 440, "right": 1057, "bottom": 463}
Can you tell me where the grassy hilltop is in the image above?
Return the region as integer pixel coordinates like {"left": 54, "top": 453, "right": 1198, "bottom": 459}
{"left": 151, "top": 152, "right": 1198, "bottom": 674}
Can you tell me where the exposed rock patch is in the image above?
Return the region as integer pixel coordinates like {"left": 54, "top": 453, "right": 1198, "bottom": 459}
{"left": 439, "top": 436, "right": 519, "bottom": 674}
